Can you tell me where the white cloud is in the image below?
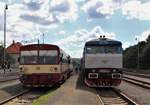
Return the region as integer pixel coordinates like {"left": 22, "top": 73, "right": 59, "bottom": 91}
{"left": 0, "top": 0, "right": 80, "bottom": 45}
{"left": 50, "top": 0, "right": 78, "bottom": 22}
{"left": 0, "top": 0, "right": 78, "bottom": 46}
{"left": 58, "top": 30, "right": 66, "bottom": 35}
{"left": 122, "top": 30, "right": 150, "bottom": 49}
{"left": 81, "top": 0, "right": 124, "bottom": 19}
{"left": 122, "top": 41, "right": 131, "bottom": 49}
{"left": 122, "top": 0, "right": 150, "bottom": 20}
{"left": 54, "top": 26, "right": 116, "bottom": 58}
{"left": 137, "top": 30, "right": 150, "bottom": 41}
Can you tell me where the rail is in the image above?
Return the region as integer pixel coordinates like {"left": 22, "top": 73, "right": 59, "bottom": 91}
{"left": 97, "top": 88, "right": 139, "bottom": 105}
{"left": 123, "top": 75, "right": 150, "bottom": 89}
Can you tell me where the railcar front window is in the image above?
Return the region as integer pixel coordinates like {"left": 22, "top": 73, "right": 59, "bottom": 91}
{"left": 38, "top": 56, "right": 57, "bottom": 64}
{"left": 20, "top": 50, "right": 58, "bottom": 64}
{"left": 21, "top": 56, "right": 37, "bottom": 64}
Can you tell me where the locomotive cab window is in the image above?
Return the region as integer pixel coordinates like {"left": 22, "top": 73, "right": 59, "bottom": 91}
{"left": 86, "top": 46, "right": 122, "bottom": 54}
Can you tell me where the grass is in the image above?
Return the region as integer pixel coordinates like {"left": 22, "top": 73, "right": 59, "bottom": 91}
{"left": 32, "top": 87, "right": 58, "bottom": 105}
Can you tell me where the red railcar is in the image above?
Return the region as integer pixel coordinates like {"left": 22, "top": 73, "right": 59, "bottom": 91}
{"left": 19, "top": 44, "right": 72, "bottom": 87}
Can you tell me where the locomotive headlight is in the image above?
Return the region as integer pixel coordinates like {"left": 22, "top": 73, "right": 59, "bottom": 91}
{"left": 113, "top": 69, "right": 117, "bottom": 72}
{"left": 92, "top": 69, "right": 96, "bottom": 73}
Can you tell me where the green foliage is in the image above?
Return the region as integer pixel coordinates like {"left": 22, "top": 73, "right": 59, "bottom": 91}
{"left": 123, "top": 34, "right": 150, "bottom": 69}
{"left": 140, "top": 43, "right": 150, "bottom": 69}
{"left": 146, "top": 35, "right": 150, "bottom": 43}
{"left": 32, "top": 88, "right": 57, "bottom": 105}
{"left": 123, "top": 45, "right": 137, "bottom": 68}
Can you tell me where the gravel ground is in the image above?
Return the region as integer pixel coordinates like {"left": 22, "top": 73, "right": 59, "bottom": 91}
{"left": 44, "top": 74, "right": 101, "bottom": 105}
{"left": 118, "top": 81, "right": 150, "bottom": 105}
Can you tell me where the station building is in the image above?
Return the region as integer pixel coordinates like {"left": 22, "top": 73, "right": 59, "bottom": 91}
{"left": 6, "top": 40, "right": 22, "bottom": 68}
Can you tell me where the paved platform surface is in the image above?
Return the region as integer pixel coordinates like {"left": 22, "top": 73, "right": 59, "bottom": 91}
{"left": 45, "top": 75, "right": 101, "bottom": 105}
{"left": 0, "top": 68, "right": 20, "bottom": 82}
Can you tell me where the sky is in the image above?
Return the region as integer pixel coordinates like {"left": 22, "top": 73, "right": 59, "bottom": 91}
{"left": 0, "top": 0, "right": 150, "bottom": 58}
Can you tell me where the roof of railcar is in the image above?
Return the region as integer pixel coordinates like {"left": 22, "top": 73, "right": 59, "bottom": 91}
{"left": 20, "top": 44, "right": 59, "bottom": 51}
{"left": 85, "top": 38, "right": 122, "bottom": 46}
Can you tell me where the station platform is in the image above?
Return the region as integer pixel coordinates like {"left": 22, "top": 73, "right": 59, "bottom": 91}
{"left": 0, "top": 68, "right": 20, "bottom": 82}
{"left": 44, "top": 75, "right": 101, "bottom": 105}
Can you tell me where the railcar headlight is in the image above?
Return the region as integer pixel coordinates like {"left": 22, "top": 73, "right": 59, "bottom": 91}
{"left": 20, "top": 67, "right": 22, "bottom": 70}
{"left": 54, "top": 67, "right": 57, "bottom": 71}
{"left": 24, "top": 67, "right": 28, "bottom": 71}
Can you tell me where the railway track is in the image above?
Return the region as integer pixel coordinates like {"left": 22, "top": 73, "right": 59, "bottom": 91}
{"left": 97, "top": 88, "right": 138, "bottom": 105}
{"left": 0, "top": 89, "right": 30, "bottom": 105}
{"left": 123, "top": 71, "right": 150, "bottom": 79}
{"left": 0, "top": 77, "right": 19, "bottom": 83}
{"left": 123, "top": 75, "right": 150, "bottom": 89}
{"left": 1, "top": 87, "right": 55, "bottom": 105}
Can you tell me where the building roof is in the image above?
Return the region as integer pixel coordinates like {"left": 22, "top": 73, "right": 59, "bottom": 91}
{"left": 6, "top": 40, "right": 22, "bottom": 54}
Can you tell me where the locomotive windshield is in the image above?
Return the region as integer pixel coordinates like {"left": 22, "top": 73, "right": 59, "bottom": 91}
{"left": 20, "top": 50, "right": 58, "bottom": 64}
{"left": 85, "top": 45, "right": 122, "bottom": 54}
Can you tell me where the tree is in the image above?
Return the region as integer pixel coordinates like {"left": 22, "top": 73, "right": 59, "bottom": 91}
{"left": 146, "top": 34, "right": 150, "bottom": 43}
{"left": 140, "top": 44, "right": 150, "bottom": 69}
{"left": 123, "top": 45, "right": 137, "bottom": 68}
{"left": 123, "top": 34, "right": 150, "bottom": 70}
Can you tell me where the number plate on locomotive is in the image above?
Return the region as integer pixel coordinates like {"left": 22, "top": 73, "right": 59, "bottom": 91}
{"left": 99, "top": 70, "right": 110, "bottom": 73}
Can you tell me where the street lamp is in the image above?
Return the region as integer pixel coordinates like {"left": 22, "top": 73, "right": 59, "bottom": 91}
{"left": 135, "top": 37, "right": 140, "bottom": 70}
{"left": 3, "top": 4, "right": 8, "bottom": 74}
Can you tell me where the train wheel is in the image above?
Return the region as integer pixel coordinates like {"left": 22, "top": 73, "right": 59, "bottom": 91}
{"left": 67, "top": 73, "right": 70, "bottom": 79}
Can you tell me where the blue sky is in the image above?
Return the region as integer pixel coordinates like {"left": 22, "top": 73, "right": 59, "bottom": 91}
{"left": 0, "top": 0, "right": 150, "bottom": 58}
